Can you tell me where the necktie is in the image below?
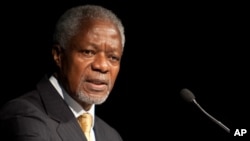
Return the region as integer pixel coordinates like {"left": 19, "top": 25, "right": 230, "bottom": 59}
{"left": 77, "top": 113, "right": 93, "bottom": 141}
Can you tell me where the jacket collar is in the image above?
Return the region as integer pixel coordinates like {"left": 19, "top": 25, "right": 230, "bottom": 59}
{"left": 36, "top": 74, "right": 87, "bottom": 141}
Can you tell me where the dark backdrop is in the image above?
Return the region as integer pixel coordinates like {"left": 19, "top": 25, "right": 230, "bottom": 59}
{"left": 1, "top": 0, "right": 249, "bottom": 140}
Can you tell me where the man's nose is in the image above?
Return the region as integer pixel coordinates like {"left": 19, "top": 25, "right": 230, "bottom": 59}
{"left": 91, "top": 53, "right": 109, "bottom": 73}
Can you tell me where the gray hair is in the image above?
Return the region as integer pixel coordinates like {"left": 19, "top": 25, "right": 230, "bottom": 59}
{"left": 53, "top": 5, "right": 125, "bottom": 49}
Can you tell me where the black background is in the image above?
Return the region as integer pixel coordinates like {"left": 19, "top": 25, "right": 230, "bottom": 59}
{"left": 1, "top": 0, "right": 249, "bottom": 140}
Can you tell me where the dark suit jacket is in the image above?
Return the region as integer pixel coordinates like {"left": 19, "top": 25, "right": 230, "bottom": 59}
{"left": 0, "top": 75, "right": 123, "bottom": 141}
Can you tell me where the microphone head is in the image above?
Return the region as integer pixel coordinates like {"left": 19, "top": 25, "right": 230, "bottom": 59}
{"left": 180, "top": 88, "right": 196, "bottom": 103}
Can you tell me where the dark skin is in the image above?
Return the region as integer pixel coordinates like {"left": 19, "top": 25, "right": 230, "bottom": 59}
{"left": 52, "top": 19, "right": 123, "bottom": 111}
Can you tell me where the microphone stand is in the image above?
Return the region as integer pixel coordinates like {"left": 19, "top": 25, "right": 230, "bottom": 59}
{"left": 193, "top": 99, "right": 230, "bottom": 133}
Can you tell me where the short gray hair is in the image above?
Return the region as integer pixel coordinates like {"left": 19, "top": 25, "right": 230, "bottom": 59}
{"left": 53, "top": 5, "right": 125, "bottom": 49}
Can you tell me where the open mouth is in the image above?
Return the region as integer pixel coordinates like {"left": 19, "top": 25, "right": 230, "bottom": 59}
{"left": 87, "top": 79, "right": 108, "bottom": 85}
{"left": 85, "top": 79, "right": 108, "bottom": 92}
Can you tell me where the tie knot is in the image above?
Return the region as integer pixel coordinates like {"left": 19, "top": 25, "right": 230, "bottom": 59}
{"left": 78, "top": 113, "right": 93, "bottom": 133}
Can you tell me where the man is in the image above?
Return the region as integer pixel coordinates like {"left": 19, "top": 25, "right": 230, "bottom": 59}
{"left": 0, "top": 4, "right": 125, "bottom": 141}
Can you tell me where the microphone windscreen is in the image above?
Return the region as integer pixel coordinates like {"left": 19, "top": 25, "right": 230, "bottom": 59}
{"left": 180, "top": 88, "right": 195, "bottom": 103}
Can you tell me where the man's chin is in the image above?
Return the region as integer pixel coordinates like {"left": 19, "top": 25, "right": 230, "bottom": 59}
{"left": 90, "top": 94, "right": 109, "bottom": 104}
{"left": 83, "top": 94, "right": 109, "bottom": 104}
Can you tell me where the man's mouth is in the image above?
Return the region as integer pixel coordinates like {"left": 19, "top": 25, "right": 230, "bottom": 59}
{"left": 85, "top": 79, "right": 108, "bottom": 91}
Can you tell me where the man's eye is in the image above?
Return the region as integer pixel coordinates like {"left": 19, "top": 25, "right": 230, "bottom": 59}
{"left": 109, "top": 55, "right": 120, "bottom": 62}
{"left": 82, "top": 50, "right": 95, "bottom": 56}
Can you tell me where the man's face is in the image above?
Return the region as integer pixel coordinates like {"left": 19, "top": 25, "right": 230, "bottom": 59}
{"left": 58, "top": 19, "right": 123, "bottom": 105}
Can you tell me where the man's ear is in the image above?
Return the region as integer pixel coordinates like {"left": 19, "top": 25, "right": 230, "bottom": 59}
{"left": 52, "top": 45, "right": 63, "bottom": 68}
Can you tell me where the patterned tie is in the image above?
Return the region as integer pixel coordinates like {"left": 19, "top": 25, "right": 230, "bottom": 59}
{"left": 77, "top": 113, "right": 93, "bottom": 141}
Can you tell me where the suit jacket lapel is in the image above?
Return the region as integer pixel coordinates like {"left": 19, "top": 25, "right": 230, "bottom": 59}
{"left": 94, "top": 116, "right": 107, "bottom": 141}
{"left": 36, "top": 75, "right": 86, "bottom": 141}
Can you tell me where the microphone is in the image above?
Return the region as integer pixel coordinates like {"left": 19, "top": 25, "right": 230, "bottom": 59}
{"left": 180, "top": 88, "right": 230, "bottom": 133}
